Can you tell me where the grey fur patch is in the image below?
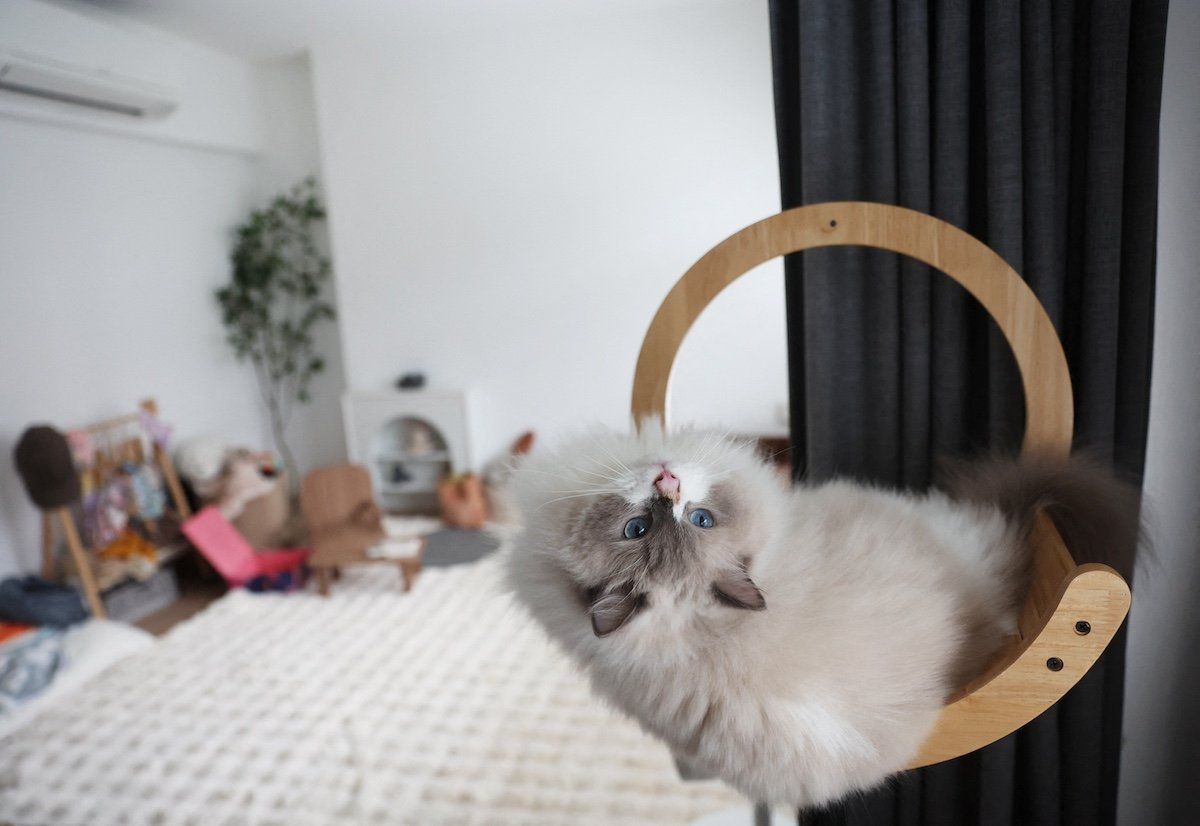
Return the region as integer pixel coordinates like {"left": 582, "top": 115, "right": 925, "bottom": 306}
{"left": 711, "top": 568, "right": 766, "bottom": 611}
{"left": 588, "top": 582, "right": 647, "bottom": 636}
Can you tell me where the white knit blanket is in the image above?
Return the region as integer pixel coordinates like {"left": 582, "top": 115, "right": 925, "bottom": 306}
{"left": 0, "top": 558, "right": 739, "bottom": 825}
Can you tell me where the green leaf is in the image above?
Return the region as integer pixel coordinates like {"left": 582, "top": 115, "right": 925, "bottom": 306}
{"left": 216, "top": 177, "right": 335, "bottom": 413}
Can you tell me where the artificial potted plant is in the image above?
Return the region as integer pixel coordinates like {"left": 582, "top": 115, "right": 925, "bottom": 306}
{"left": 216, "top": 178, "right": 335, "bottom": 490}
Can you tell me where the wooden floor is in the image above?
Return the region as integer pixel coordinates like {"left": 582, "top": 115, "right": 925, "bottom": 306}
{"left": 134, "top": 580, "right": 225, "bottom": 637}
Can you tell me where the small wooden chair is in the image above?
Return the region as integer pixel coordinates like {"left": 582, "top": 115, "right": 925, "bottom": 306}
{"left": 632, "top": 202, "right": 1132, "bottom": 768}
{"left": 300, "top": 464, "right": 389, "bottom": 594}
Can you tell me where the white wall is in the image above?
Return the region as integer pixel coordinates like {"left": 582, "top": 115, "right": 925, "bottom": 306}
{"left": 310, "top": 2, "right": 788, "bottom": 468}
{"left": 1118, "top": 2, "right": 1200, "bottom": 822}
{"left": 0, "top": 0, "right": 264, "bottom": 154}
{"left": 3, "top": 0, "right": 787, "bottom": 572}
{"left": 0, "top": 4, "right": 343, "bottom": 575}
{"left": 0, "top": 119, "right": 265, "bottom": 574}
{"left": 254, "top": 55, "right": 348, "bottom": 472}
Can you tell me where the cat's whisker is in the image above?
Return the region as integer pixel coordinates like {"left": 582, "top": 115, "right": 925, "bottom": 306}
{"left": 591, "top": 457, "right": 630, "bottom": 480}
{"left": 544, "top": 487, "right": 625, "bottom": 495}
{"left": 567, "top": 464, "right": 621, "bottom": 483}
{"left": 698, "top": 428, "right": 733, "bottom": 464}
{"left": 534, "top": 490, "right": 624, "bottom": 510}
{"left": 587, "top": 434, "right": 634, "bottom": 476}
{"left": 514, "top": 466, "right": 573, "bottom": 480}
{"left": 584, "top": 453, "right": 627, "bottom": 479}
{"left": 604, "top": 446, "right": 635, "bottom": 474}
{"left": 520, "top": 467, "right": 612, "bottom": 485}
{"left": 598, "top": 552, "right": 649, "bottom": 586}
{"left": 547, "top": 483, "right": 626, "bottom": 493}
{"left": 606, "top": 562, "right": 643, "bottom": 585}
{"left": 506, "top": 455, "right": 617, "bottom": 485}
{"left": 694, "top": 431, "right": 722, "bottom": 466}
{"left": 764, "top": 444, "right": 795, "bottom": 461}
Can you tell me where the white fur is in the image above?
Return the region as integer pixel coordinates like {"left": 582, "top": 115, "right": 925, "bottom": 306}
{"left": 504, "top": 426, "right": 1025, "bottom": 808}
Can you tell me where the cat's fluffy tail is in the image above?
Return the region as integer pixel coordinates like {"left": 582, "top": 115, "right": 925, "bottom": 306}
{"left": 939, "top": 452, "right": 1144, "bottom": 581}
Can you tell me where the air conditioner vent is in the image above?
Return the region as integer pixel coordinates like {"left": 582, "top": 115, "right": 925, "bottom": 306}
{"left": 0, "top": 54, "right": 177, "bottom": 118}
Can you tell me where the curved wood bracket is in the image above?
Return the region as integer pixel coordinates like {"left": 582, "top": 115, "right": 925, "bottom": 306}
{"left": 631, "top": 202, "right": 1074, "bottom": 456}
{"left": 907, "top": 515, "right": 1131, "bottom": 767}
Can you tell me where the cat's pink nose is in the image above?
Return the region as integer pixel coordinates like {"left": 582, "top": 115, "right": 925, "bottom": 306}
{"left": 655, "top": 469, "right": 680, "bottom": 501}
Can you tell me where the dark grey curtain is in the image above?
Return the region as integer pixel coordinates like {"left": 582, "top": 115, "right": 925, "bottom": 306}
{"left": 768, "top": 1, "right": 1168, "bottom": 824}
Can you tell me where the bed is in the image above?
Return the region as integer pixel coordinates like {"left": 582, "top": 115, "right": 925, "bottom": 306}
{"left": 0, "top": 557, "right": 739, "bottom": 825}
{"left": 0, "top": 619, "right": 154, "bottom": 741}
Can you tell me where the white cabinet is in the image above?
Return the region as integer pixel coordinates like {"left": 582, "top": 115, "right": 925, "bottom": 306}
{"left": 342, "top": 390, "right": 472, "bottom": 513}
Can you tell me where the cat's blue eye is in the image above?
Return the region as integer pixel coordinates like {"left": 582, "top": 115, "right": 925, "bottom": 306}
{"left": 689, "top": 508, "right": 715, "bottom": 529}
{"left": 623, "top": 516, "right": 650, "bottom": 539}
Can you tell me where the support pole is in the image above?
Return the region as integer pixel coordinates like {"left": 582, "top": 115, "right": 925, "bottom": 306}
{"left": 55, "top": 507, "right": 105, "bottom": 618}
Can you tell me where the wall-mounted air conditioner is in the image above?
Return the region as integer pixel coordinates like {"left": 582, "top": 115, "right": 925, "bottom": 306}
{"left": 0, "top": 0, "right": 260, "bottom": 154}
{"left": 0, "top": 49, "right": 177, "bottom": 118}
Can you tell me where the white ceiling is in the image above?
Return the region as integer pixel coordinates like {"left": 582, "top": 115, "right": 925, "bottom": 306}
{"left": 61, "top": 0, "right": 724, "bottom": 61}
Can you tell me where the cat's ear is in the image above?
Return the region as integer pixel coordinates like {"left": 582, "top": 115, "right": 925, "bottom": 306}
{"left": 589, "top": 581, "right": 646, "bottom": 637}
{"left": 711, "top": 568, "right": 766, "bottom": 611}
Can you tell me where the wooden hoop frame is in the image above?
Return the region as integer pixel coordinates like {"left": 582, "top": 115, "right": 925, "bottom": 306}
{"left": 630, "top": 202, "right": 1130, "bottom": 767}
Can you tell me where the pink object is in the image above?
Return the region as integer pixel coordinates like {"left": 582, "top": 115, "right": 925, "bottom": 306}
{"left": 654, "top": 468, "right": 680, "bottom": 501}
{"left": 182, "top": 507, "right": 310, "bottom": 588}
{"left": 65, "top": 430, "right": 95, "bottom": 467}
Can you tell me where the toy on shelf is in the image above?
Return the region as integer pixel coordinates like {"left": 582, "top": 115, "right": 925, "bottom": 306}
{"left": 96, "top": 530, "right": 159, "bottom": 581}
{"left": 175, "top": 440, "right": 297, "bottom": 551}
{"left": 214, "top": 451, "right": 278, "bottom": 521}
{"left": 437, "top": 473, "right": 488, "bottom": 530}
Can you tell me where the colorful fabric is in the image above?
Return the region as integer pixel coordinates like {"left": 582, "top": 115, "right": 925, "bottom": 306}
{"left": 127, "top": 463, "right": 166, "bottom": 521}
{"left": 138, "top": 409, "right": 172, "bottom": 450}
{"left": 82, "top": 481, "right": 128, "bottom": 549}
{"left": 0, "top": 624, "right": 33, "bottom": 646}
{"left": 0, "top": 577, "right": 87, "bottom": 627}
{"left": 0, "top": 628, "right": 62, "bottom": 715}
{"left": 96, "top": 530, "right": 157, "bottom": 563}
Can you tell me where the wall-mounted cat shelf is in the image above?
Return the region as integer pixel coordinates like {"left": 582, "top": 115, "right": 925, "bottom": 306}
{"left": 630, "top": 201, "right": 1131, "bottom": 768}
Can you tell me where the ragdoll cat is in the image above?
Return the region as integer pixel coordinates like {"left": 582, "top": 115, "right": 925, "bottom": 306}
{"left": 504, "top": 426, "right": 1138, "bottom": 808}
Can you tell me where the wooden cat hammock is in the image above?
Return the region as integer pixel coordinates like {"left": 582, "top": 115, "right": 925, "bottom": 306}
{"left": 630, "top": 202, "right": 1132, "bottom": 767}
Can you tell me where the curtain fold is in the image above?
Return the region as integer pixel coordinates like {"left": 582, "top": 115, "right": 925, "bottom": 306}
{"left": 768, "top": 1, "right": 1168, "bottom": 823}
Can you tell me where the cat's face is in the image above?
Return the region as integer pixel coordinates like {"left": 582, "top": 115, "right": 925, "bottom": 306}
{"left": 510, "top": 426, "right": 787, "bottom": 638}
